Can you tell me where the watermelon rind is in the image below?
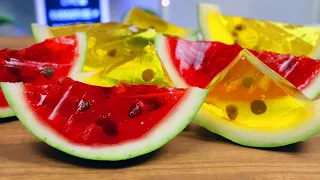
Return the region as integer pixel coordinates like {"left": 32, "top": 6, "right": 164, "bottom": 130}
{"left": 154, "top": 34, "right": 189, "bottom": 88}
{"left": 155, "top": 35, "right": 320, "bottom": 147}
{"left": 309, "top": 35, "right": 320, "bottom": 60}
{"left": 195, "top": 100, "right": 320, "bottom": 147}
{"left": 1, "top": 82, "right": 208, "bottom": 161}
{"left": 197, "top": 3, "right": 222, "bottom": 41}
{"left": 301, "top": 74, "right": 320, "bottom": 100}
{"left": 31, "top": 23, "right": 55, "bottom": 42}
{"left": 0, "top": 107, "right": 14, "bottom": 118}
{"left": 67, "top": 32, "right": 87, "bottom": 76}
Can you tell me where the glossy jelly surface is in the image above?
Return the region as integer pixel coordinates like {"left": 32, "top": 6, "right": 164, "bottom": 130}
{"left": 254, "top": 51, "right": 320, "bottom": 90}
{"left": 206, "top": 55, "right": 313, "bottom": 128}
{"left": 166, "top": 37, "right": 242, "bottom": 88}
{"left": 85, "top": 45, "right": 173, "bottom": 88}
{"left": 25, "top": 77, "right": 186, "bottom": 145}
{"left": 0, "top": 35, "right": 77, "bottom": 84}
{"left": 164, "top": 37, "right": 316, "bottom": 128}
{"left": 166, "top": 37, "right": 320, "bottom": 91}
{"left": 204, "top": 12, "right": 320, "bottom": 56}
{"left": 0, "top": 35, "right": 78, "bottom": 108}
{"left": 124, "top": 7, "right": 196, "bottom": 38}
{"left": 47, "top": 22, "right": 156, "bottom": 72}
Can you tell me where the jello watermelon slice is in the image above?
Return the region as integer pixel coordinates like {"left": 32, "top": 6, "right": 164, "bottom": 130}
{"left": 0, "top": 33, "right": 87, "bottom": 118}
{"left": 1, "top": 77, "right": 208, "bottom": 160}
{"left": 155, "top": 35, "right": 320, "bottom": 147}
{"left": 155, "top": 35, "right": 320, "bottom": 99}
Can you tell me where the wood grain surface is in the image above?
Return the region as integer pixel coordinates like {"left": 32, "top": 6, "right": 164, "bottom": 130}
{"left": 1, "top": 37, "right": 320, "bottom": 180}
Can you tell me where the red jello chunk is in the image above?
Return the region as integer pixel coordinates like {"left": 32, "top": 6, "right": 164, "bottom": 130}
{"left": 165, "top": 37, "right": 320, "bottom": 90}
{"left": 0, "top": 35, "right": 78, "bottom": 84}
{"left": 166, "top": 37, "right": 242, "bottom": 88}
{"left": 0, "top": 35, "right": 78, "bottom": 111}
{"left": 254, "top": 52, "right": 320, "bottom": 90}
{"left": 25, "top": 77, "right": 186, "bottom": 146}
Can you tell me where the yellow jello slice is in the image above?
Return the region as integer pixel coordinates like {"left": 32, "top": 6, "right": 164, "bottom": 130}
{"left": 123, "top": 7, "right": 197, "bottom": 38}
{"left": 204, "top": 50, "right": 314, "bottom": 129}
{"left": 84, "top": 44, "right": 173, "bottom": 88}
{"left": 198, "top": 3, "right": 320, "bottom": 58}
{"left": 32, "top": 22, "right": 156, "bottom": 72}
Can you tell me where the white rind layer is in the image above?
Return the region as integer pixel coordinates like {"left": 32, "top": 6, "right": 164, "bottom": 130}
{"left": 155, "top": 34, "right": 189, "bottom": 88}
{"left": 0, "top": 106, "right": 14, "bottom": 118}
{"left": 1, "top": 82, "right": 208, "bottom": 161}
{"left": 31, "top": 23, "right": 55, "bottom": 42}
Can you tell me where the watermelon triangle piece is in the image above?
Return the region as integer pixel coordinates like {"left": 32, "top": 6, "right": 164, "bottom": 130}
{"left": 1, "top": 77, "right": 208, "bottom": 160}
{"left": 197, "top": 49, "right": 320, "bottom": 147}
{"left": 155, "top": 35, "right": 320, "bottom": 147}
{"left": 0, "top": 33, "right": 87, "bottom": 118}
{"left": 155, "top": 34, "right": 320, "bottom": 100}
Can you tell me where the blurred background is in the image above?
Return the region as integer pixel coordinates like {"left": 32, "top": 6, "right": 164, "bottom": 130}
{"left": 1, "top": 0, "right": 320, "bottom": 37}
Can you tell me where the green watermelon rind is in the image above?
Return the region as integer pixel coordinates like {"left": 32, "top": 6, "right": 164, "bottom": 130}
{"left": 31, "top": 23, "right": 55, "bottom": 42}
{"left": 301, "top": 75, "right": 320, "bottom": 100}
{"left": 1, "top": 82, "right": 208, "bottom": 161}
{"left": 197, "top": 3, "right": 221, "bottom": 41}
{"left": 0, "top": 107, "right": 14, "bottom": 118}
{"left": 67, "top": 32, "right": 87, "bottom": 76}
{"left": 154, "top": 34, "right": 189, "bottom": 88}
{"left": 155, "top": 34, "right": 320, "bottom": 147}
{"left": 195, "top": 102, "right": 320, "bottom": 147}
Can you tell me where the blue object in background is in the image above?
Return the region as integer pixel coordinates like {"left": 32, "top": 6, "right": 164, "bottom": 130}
{"left": 35, "top": 0, "right": 110, "bottom": 27}
{"left": 46, "top": 0, "right": 100, "bottom": 26}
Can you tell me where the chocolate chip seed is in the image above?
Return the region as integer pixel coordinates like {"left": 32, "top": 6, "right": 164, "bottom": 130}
{"left": 242, "top": 77, "right": 255, "bottom": 88}
{"left": 102, "top": 120, "right": 119, "bottom": 136}
{"left": 142, "top": 69, "right": 155, "bottom": 82}
{"left": 251, "top": 100, "right": 267, "bottom": 115}
{"left": 78, "top": 100, "right": 92, "bottom": 112}
{"left": 232, "top": 31, "right": 238, "bottom": 37}
{"left": 128, "top": 103, "right": 143, "bottom": 118}
{"left": 42, "top": 66, "right": 55, "bottom": 79}
{"left": 226, "top": 105, "right": 238, "bottom": 120}
{"left": 235, "top": 24, "right": 245, "bottom": 31}
{"left": 108, "top": 49, "right": 117, "bottom": 57}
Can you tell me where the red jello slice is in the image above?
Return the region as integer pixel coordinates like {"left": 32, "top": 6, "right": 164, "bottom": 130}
{"left": 25, "top": 77, "right": 186, "bottom": 145}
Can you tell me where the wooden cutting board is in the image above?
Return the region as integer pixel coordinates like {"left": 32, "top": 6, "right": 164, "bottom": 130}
{"left": 1, "top": 37, "right": 320, "bottom": 180}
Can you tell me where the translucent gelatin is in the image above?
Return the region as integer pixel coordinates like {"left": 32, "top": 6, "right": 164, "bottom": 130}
{"left": 162, "top": 36, "right": 318, "bottom": 129}
{"left": 204, "top": 12, "right": 320, "bottom": 56}
{"left": 85, "top": 45, "right": 173, "bottom": 87}
{"left": 0, "top": 35, "right": 79, "bottom": 110}
{"left": 124, "top": 7, "right": 196, "bottom": 38}
{"left": 166, "top": 37, "right": 242, "bottom": 88}
{"left": 253, "top": 51, "right": 320, "bottom": 90}
{"left": 206, "top": 54, "right": 313, "bottom": 128}
{"left": 25, "top": 77, "right": 186, "bottom": 145}
{"left": 165, "top": 37, "right": 320, "bottom": 98}
{"left": 46, "top": 22, "right": 156, "bottom": 72}
{"left": 0, "top": 35, "right": 77, "bottom": 84}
